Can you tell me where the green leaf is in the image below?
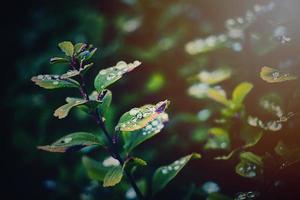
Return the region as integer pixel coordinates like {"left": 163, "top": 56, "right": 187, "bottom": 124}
{"left": 115, "top": 100, "right": 170, "bottom": 132}
{"left": 58, "top": 41, "right": 74, "bottom": 57}
{"left": 232, "top": 82, "right": 253, "bottom": 105}
{"left": 82, "top": 156, "right": 109, "bottom": 181}
{"left": 103, "top": 165, "right": 124, "bottom": 187}
{"left": 98, "top": 90, "right": 112, "bottom": 116}
{"left": 235, "top": 152, "right": 263, "bottom": 178}
{"left": 207, "top": 87, "right": 230, "bottom": 106}
{"left": 241, "top": 127, "right": 263, "bottom": 148}
{"left": 152, "top": 153, "right": 201, "bottom": 194}
{"left": 204, "top": 127, "right": 230, "bottom": 150}
{"left": 94, "top": 60, "right": 141, "bottom": 91}
{"left": 37, "top": 132, "right": 101, "bottom": 153}
{"left": 31, "top": 75, "right": 79, "bottom": 89}
{"left": 50, "top": 57, "right": 69, "bottom": 64}
{"left": 54, "top": 97, "right": 87, "bottom": 119}
{"left": 198, "top": 68, "right": 232, "bottom": 85}
{"left": 122, "top": 113, "right": 169, "bottom": 153}
{"left": 260, "top": 66, "right": 297, "bottom": 83}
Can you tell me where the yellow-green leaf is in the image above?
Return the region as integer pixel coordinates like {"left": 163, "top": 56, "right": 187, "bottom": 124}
{"left": 232, "top": 82, "right": 253, "bottom": 105}
{"left": 260, "top": 66, "right": 297, "bottom": 83}
{"left": 103, "top": 165, "right": 123, "bottom": 187}
{"left": 58, "top": 41, "right": 74, "bottom": 57}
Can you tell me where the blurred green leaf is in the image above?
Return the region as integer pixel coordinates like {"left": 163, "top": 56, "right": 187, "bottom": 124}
{"left": 103, "top": 165, "right": 123, "bottom": 187}
{"left": 145, "top": 72, "right": 165, "bottom": 93}
{"left": 116, "top": 100, "right": 169, "bottom": 132}
{"left": 58, "top": 41, "right": 74, "bottom": 57}
{"left": 37, "top": 132, "right": 101, "bottom": 153}
{"left": 232, "top": 82, "right": 253, "bottom": 105}
{"left": 152, "top": 153, "right": 201, "bottom": 194}
{"left": 207, "top": 87, "right": 230, "bottom": 106}
{"left": 198, "top": 68, "right": 231, "bottom": 85}
{"left": 31, "top": 75, "right": 79, "bottom": 89}
{"left": 94, "top": 60, "right": 141, "bottom": 91}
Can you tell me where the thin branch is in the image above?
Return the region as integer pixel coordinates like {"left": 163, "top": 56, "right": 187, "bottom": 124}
{"left": 73, "top": 60, "right": 145, "bottom": 199}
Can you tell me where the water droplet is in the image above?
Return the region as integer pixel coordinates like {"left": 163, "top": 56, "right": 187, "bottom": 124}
{"left": 174, "top": 165, "right": 180, "bottom": 170}
{"left": 63, "top": 137, "right": 72, "bottom": 143}
{"left": 162, "top": 168, "right": 168, "bottom": 174}
{"left": 129, "top": 108, "right": 139, "bottom": 116}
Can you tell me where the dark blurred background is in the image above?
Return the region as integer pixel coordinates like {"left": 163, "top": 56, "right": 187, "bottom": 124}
{"left": 3, "top": 0, "right": 300, "bottom": 199}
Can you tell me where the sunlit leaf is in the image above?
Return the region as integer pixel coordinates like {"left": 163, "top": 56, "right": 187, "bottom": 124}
{"left": 54, "top": 97, "right": 87, "bottom": 119}
{"left": 188, "top": 83, "right": 210, "bottom": 99}
{"left": 116, "top": 100, "right": 170, "bottom": 132}
{"left": 82, "top": 156, "right": 109, "bottom": 181}
{"left": 103, "top": 165, "right": 123, "bottom": 187}
{"left": 232, "top": 82, "right": 253, "bottom": 105}
{"left": 31, "top": 75, "right": 79, "bottom": 89}
{"left": 207, "top": 87, "right": 230, "bottom": 106}
{"left": 205, "top": 127, "right": 230, "bottom": 150}
{"left": 198, "top": 68, "right": 231, "bottom": 85}
{"left": 260, "top": 66, "right": 297, "bottom": 83}
{"left": 235, "top": 152, "right": 263, "bottom": 178}
{"left": 94, "top": 60, "right": 141, "bottom": 91}
{"left": 58, "top": 41, "right": 74, "bottom": 57}
{"left": 152, "top": 153, "right": 201, "bottom": 194}
{"left": 50, "top": 57, "right": 69, "bottom": 65}
{"left": 37, "top": 132, "right": 101, "bottom": 153}
{"left": 122, "top": 113, "right": 169, "bottom": 153}
{"left": 185, "top": 34, "right": 228, "bottom": 55}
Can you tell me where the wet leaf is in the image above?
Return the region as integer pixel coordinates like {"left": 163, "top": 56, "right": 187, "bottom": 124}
{"left": 232, "top": 82, "right": 253, "bottom": 105}
{"left": 116, "top": 100, "right": 170, "bottom": 132}
{"left": 260, "top": 66, "right": 297, "bottom": 83}
{"left": 98, "top": 90, "right": 112, "bottom": 116}
{"left": 198, "top": 68, "right": 232, "bottom": 85}
{"left": 54, "top": 97, "right": 87, "bottom": 119}
{"left": 50, "top": 57, "right": 69, "bottom": 65}
{"left": 31, "top": 75, "right": 79, "bottom": 89}
{"left": 152, "top": 153, "right": 201, "bottom": 194}
{"left": 82, "top": 156, "right": 109, "bottom": 181}
{"left": 235, "top": 152, "right": 263, "bottom": 178}
{"left": 94, "top": 60, "right": 141, "bottom": 91}
{"left": 103, "top": 165, "right": 123, "bottom": 187}
{"left": 37, "top": 132, "right": 101, "bottom": 153}
{"left": 122, "top": 113, "right": 169, "bottom": 153}
{"left": 58, "top": 41, "right": 74, "bottom": 57}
